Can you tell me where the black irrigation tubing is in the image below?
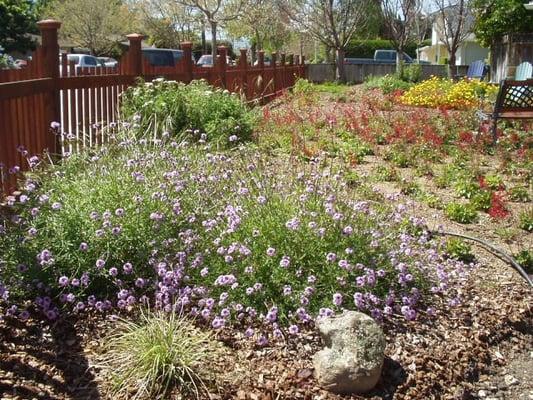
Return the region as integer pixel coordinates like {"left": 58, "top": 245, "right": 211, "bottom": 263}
{"left": 431, "top": 230, "right": 533, "bottom": 287}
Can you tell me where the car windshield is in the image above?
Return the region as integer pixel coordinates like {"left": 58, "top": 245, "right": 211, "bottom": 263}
{"left": 172, "top": 50, "right": 184, "bottom": 61}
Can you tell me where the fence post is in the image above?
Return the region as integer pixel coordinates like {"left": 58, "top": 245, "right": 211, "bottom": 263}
{"left": 280, "top": 52, "right": 286, "bottom": 90}
{"left": 36, "top": 19, "right": 61, "bottom": 154}
{"left": 239, "top": 48, "right": 249, "bottom": 99}
{"left": 271, "top": 52, "right": 278, "bottom": 93}
{"left": 301, "top": 55, "right": 306, "bottom": 79}
{"left": 126, "top": 34, "right": 143, "bottom": 77}
{"left": 181, "top": 41, "right": 193, "bottom": 83}
{"left": 217, "top": 46, "right": 227, "bottom": 88}
{"left": 258, "top": 50, "right": 265, "bottom": 100}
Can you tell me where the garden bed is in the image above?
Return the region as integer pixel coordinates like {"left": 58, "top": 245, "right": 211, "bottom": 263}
{"left": 1, "top": 80, "right": 531, "bottom": 400}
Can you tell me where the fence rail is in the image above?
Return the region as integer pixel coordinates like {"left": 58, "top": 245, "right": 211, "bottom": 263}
{"left": 0, "top": 20, "right": 306, "bottom": 195}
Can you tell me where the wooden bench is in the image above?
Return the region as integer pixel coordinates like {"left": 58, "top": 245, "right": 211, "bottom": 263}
{"left": 491, "top": 78, "right": 533, "bottom": 142}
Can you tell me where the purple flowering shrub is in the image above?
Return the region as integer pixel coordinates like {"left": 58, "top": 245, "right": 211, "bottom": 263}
{"left": 120, "top": 79, "right": 256, "bottom": 146}
{"left": 0, "top": 138, "right": 472, "bottom": 342}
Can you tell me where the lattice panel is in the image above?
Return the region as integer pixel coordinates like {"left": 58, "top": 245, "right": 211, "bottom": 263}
{"left": 502, "top": 84, "right": 533, "bottom": 109}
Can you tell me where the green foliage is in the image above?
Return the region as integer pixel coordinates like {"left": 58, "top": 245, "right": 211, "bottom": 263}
{"left": 0, "top": 0, "right": 37, "bottom": 53}
{"left": 364, "top": 74, "right": 413, "bottom": 94}
{"left": 384, "top": 144, "right": 412, "bottom": 168}
{"left": 518, "top": 208, "right": 533, "bottom": 232}
{"left": 509, "top": 186, "right": 530, "bottom": 202}
{"left": 120, "top": 79, "right": 255, "bottom": 146}
{"left": 445, "top": 238, "right": 475, "bottom": 263}
{"left": 471, "top": 0, "right": 533, "bottom": 47}
{"left": 445, "top": 202, "right": 478, "bottom": 223}
{"left": 293, "top": 79, "right": 350, "bottom": 96}
{"left": 454, "top": 179, "right": 480, "bottom": 199}
{"left": 373, "top": 164, "right": 399, "bottom": 182}
{"left": 397, "top": 63, "right": 422, "bottom": 83}
{"left": 345, "top": 39, "right": 425, "bottom": 59}
{"left": 43, "top": 0, "right": 135, "bottom": 55}
{"left": 484, "top": 174, "right": 504, "bottom": 190}
{"left": 103, "top": 310, "right": 217, "bottom": 399}
{"left": 514, "top": 250, "right": 532, "bottom": 273}
{"left": 470, "top": 191, "right": 492, "bottom": 211}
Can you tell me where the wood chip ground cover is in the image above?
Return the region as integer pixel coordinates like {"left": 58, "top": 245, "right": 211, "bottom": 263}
{"left": 1, "top": 85, "right": 531, "bottom": 399}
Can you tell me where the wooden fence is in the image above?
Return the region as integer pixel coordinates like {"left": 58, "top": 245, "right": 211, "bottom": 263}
{"left": 307, "top": 63, "right": 470, "bottom": 83}
{"left": 0, "top": 20, "right": 306, "bottom": 195}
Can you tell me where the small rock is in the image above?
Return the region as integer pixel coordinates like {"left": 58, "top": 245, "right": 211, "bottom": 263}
{"left": 313, "top": 311, "right": 385, "bottom": 394}
{"left": 478, "top": 389, "right": 488, "bottom": 397}
{"left": 504, "top": 374, "right": 518, "bottom": 386}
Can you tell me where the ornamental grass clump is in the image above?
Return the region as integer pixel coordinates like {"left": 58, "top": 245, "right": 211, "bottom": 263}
{"left": 103, "top": 309, "right": 217, "bottom": 399}
{"left": 0, "top": 133, "right": 474, "bottom": 343}
{"left": 120, "top": 79, "right": 255, "bottom": 146}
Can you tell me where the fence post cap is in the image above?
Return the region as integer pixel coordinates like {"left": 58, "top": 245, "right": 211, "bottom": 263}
{"left": 126, "top": 34, "right": 144, "bottom": 41}
{"left": 37, "top": 19, "right": 61, "bottom": 29}
{"left": 181, "top": 41, "right": 193, "bottom": 48}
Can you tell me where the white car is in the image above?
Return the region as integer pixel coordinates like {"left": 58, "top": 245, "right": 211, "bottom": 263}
{"left": 197, "top": 55, "right": 233, "bottom": 67}
{"left": 97, "top": 57, "right": 118, "bottom": 68}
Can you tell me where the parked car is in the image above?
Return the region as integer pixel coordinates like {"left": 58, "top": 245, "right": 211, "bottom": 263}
{"left": 59, "top": 54, "right": 100, "bottom": 74}
{"left": 141, "top": 48, "right": 175, "bottom": 67}
{"left": 345, "top": 50, "right": 430, "bottom": 65}
{"left": 97, "top": 57, "right": 118, "bottom": 68}
{"left": 253, "top": 57, "right": 272, "bottom": 66}
{"left": 170, "top": 49, "right": 195, "bottom": 64}
{"left": 197, "top": 54, "right": 234, "bottom": 67}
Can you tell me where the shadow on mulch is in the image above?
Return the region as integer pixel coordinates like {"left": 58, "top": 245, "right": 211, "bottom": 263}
{"left": 0, "top": 316, "right": 100, "bottom": 400}
{"left": 365, "top": 357, "right": 408, "bottom": 400}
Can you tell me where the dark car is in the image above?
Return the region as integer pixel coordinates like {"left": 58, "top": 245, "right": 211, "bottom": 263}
{"left": 141, "top": 48, "right": 175, "bottom": 67}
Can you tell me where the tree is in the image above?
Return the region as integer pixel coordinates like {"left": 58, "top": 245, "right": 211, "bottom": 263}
{"left": 471, "top": 0, "right": 533, "bottom": 47}
{"left": 381, "top": 0, "right": 421, "bottom": 72}
{"left": 43, "top": 0, "right": 137, "bottom": 56}
{"left": 433, "top": 0, "right": 472, "bottom": 71}
{"left": 280, "top": 0, "right": 376, "bottom": 83}
{"left": 175, "top": 0, "right": 249, "bottom": 60}
{"left": 0, "top": 0, "right": 38, "bottom": 54}
{"left": 226, "top": 0, "right": 293, "bottom": 62}
{"left": 130, "top": 0, "right": 199, "bottom": 48}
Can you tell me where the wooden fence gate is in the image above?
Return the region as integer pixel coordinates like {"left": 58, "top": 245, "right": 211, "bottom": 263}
{"left": 0, "top": 20, "right": 306, "bottom": 195}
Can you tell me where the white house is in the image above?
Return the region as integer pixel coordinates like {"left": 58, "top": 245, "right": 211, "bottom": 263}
{"left": 418, "top": 8, "right": 489, "bottom": 65}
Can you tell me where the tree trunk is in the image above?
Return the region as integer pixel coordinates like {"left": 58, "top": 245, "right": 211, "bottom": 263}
{"left": 448, "top": 52, "right": 457, "bottom": 78}
{"left": 251, "top": 42, "right": 257, "bottom": 64}
{"left": 201, "top": 25, "right": 206, "bottom": 55}
{"left": 210, "top": 20, "right": 217, "bottom": 60}
{"left": 396, "top": 49, "right": 404, "bottom": 76}
{"left": 335, "top": 48, "right": 346, "bottom": 83}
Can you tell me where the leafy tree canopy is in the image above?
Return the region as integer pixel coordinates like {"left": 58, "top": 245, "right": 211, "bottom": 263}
{"left": 472, "top": 0, "right": 533, "bottom": 47}
{"left": 0, "top": 0, "right": 38, "bottom": 53}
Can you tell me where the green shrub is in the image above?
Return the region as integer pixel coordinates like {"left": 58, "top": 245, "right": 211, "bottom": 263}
{"left": 364, "top": 74, "right": 413, "bottom": 94}
{"left": 374, "top": 164, "right": 399, "bottom": 181}
{"left": 120, "top": 79, "right": 255, "bottom": 146}
{"left": 509, "top": 186, "right": 530, "bottom": 202}
{"left": 103, "top": 310, "right": 217, "bottom": 399}
{"left": 445, "top": 238, "right": 475, "bottom": 263}
{"left": 397, "top": 63, "right": 422, "bottom": 83}
{"left": 470, "top": 191, "right": 492, "bottom": 211}
{"left": 515, "top": 250, "right": 532, "bottom": 274}
{"left": 518, "top": 208, "right": 533, "bottom": 232}
{"left": 445, "top": 202, "right": 478, "bottom": 223}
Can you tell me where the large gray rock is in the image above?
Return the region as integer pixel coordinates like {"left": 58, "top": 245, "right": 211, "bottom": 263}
{"left": 313, "top": 311, "right": 385, "bottom": 394}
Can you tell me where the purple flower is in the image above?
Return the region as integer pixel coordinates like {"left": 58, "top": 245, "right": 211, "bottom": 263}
{"left": 51, "top": 202, "right": 62, "bottom": 210}
{"left": 50, "top": 121, "right": 61, "bottom": 129}
{"left": 288, "top": 325, "right": 299, "bottom": 335}
{"left": 95, "top": 259, "right": 105, "bottom": 269}
{"left": 266, "top": 247, "right": 276, "bottom": 257}
{"left": 58, "top": 276, "right": 69, "bottom": 287}
{"left": 279, "top": 256, "right": 290, "bottom": 268}
{"left": 79, "top": 242, "right": 88, "bottom": 251}
{"left": 123, "top": 262, "right": 133, "bottom": 274}
{"left": 326, "top": 252, "right": 337, "bottom": 262}
{"left": 332, "top": 293, "right": 343, "bottom": 306}
{"left": 109, "top": 267, "right": 118, "bottom": 277}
